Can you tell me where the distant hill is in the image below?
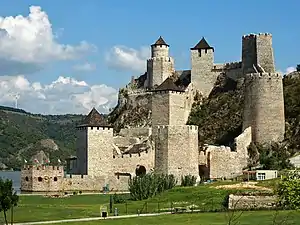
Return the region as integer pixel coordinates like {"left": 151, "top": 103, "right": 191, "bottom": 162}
{"left": 0, "top": 106, "right": 85, "bottom": 170}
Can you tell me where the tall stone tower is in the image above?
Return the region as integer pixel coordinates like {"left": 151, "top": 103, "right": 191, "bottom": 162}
{"left": 76, "top": 108, "right": 113, "bottom": 179}
{"left": 151, "top": 79, "right": 199, "bottom": 181}
{"left": 145, "top": 36, "right": 175, "bottom": 88}
{"left": 242, "top": 33, "right": 285, "bottom": 144}
{"left": 191, "top": 37, "right": 216, "bottom": 97}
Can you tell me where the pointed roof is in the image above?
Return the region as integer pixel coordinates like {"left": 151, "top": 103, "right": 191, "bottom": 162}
{"left": 151, "top": 36, "right": 169, "bottom": 47}
{"left": 78, "top": 108, "right": 111, "bottom": 127}
{"left": 151, "top": 77, "right": 184, "bottom": 92}
{"left": 191, "top": 37, "right": 214, "bottom": 51}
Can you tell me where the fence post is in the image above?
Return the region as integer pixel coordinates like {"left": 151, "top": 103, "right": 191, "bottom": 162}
{"left": 170, "top": 201, "right": 173, "bottom": 213}
{"left": 125, "top": 202, "right": 128, "bottom": 215}
{"left": 146, "top": 202, "right": 148, "bottom": 214}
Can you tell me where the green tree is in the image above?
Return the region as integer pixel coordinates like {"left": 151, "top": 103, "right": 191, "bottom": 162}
{"left": 0, "top": 178, "right": 19, "bottom": 225}
{"left": 276, "top": 169, "right": 300, "bottom": 209}
{"left": 296, "top": 64, "right": 300, "bottom": 72}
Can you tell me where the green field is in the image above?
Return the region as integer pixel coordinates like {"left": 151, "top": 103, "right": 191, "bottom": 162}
{"left": 54, "top": 211, "right": 300, "bottom": 225}
{"left": 1, "top": 180, "right": 280, "bottom": 223}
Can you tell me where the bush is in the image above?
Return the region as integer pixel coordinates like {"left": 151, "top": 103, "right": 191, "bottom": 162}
{"left": 112, "top": 193, "right": 129, "bottom": 204}
{"left": 276, "top": 169, "right": 300, "bottom": 209}
{"left": 180, "top": 175, "right": 197, "bottom": 187}
{"left": 128, "top": 173, "right": 176, "bottom": 201}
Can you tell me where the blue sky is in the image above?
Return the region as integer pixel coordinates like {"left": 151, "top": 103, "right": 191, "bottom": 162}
{"left": 0, "top": 0, "right": 298, "bottom": 114}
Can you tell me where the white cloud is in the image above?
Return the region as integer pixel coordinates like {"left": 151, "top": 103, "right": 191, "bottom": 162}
{"left": 0, "top": 6, "right": 96, "bottom": 75}
{"left": 73, "top": 62, "right": 96, "bottom": 72}
{"left": 0, "top": 75, "right": 118, "bottom": 115}
{"left": 105, "top": 45, "right": 150, "bottom": 73}
{"left": 286, "top": 67, "right": 296, "bottom": 74}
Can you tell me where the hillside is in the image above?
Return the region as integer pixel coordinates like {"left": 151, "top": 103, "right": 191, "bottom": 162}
{"left": 0, "top": 106, "right": 84, "bottom": 170}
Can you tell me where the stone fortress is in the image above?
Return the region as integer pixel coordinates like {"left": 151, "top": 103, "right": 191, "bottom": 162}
{"left": 21, "top": 33, "right": 285, "bottom": 192}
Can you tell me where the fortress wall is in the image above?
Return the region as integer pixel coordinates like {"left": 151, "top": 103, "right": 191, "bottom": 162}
{"left": 76, "top": 127, "right": 87, "bottom": 175}
{"left": 169, "top": 91, "right": 188, "bottom": 125}
{"left": 242, "top": 34, "right": 257, "bottom": 74}
{"left": 191, "top": 49, "right": 218, "bottom": 97}
{"left": 212, "top": 62, "right": 243, "bottom": 81}
{"left": 202, "top": 127, "right": 252, "bottom": 179}
{"left": 243, "top": 73, "right": 285, "bottom": 143}
{"left": 256, "top": 33, "right": 275, "bottom": 73}
{"left": 147, "top": 57, "right": 175, "bottom": 87}
{"left": 154, "top": 125, "right": 199, "bottom": 181}
{"left": 87, "top": 127, "right": 114, "bottom": 178}
{"left": 151, "top": 92, "right": 170, "bottom": 125}
{"left": 21, "top": 165, "right": 64, "bottom": 192}
{"left": 119, "top": 127, "right": 152, "bottom": 137}
{"left": 112, "top": 150, "right": 155, "bottom": 174}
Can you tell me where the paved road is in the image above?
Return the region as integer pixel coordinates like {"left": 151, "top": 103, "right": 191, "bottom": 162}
{"left": 13, "top": 212, "right": 172, "bottom": 225}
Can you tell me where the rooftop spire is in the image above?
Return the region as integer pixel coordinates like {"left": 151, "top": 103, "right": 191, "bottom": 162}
{"left": 77, "top": 107, "right": 111, "bottom": 127}
{"left": 191, "top": 37, "right": 214, "bottom": 51}
{"left": 151, "top": 36, "right": 169, "bottom": 47}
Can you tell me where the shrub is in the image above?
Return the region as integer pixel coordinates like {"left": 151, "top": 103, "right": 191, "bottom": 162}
{"left": 180, "top": 175, "right": 197, "bottom": 187}
{"left": 276, "top": 169, "right": 300, "bottom": 209}
{"left": 112, "top": 193, "right": 129, "bottom": 204}
{"left": 128, "top": 173, "right": 176, "bottom": 201}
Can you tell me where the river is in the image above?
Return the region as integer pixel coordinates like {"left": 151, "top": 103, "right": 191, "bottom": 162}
{"left": 0, "top": 171, "right": 21, "bottom": 193}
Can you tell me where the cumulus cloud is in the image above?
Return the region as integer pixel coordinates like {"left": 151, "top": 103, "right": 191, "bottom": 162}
{"left": 0, "top": 6, "right": 96, "bottom": 75}
{"left": 285, "top": 67, "right": 296, "bottom": 74}
{"left": 105, "top": 46, "right": 150, "bottom": 73}
{"left": 73, "top": 62, "right": 96, "bottom": 72}
{"left": 0, "top": 75, "right": 118, "bottom": 115}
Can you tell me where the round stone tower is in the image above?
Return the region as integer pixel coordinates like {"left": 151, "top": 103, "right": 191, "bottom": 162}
{"left": 145, "top": 36, "right": 175, "bottom": 88}
{"left": 242, "top": 33, "right": 285, "bottom": 144}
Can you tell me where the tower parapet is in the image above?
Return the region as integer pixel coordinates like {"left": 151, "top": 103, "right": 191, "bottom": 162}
{"left": 146, "top": 36, "right": 175, "bottom": 88}
{"left": 243, "top": 72, "right": 285, "bottom": 144}
{"left": 242, "top": 33, "right": 275, "bottom": 74}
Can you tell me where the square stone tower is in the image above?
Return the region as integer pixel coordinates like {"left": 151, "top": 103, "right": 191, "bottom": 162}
{"left": 76, "top": 108, "right": 113, "bottom": 179}
{"left": 191, "top": 37, "right": 217, "bottom": 97}
{"left": 150, "top": 79, "right": 199, "bottom": 181}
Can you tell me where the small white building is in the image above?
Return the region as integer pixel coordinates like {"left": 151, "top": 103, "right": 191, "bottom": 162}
{"left": 256, "top": 170, "right": 278, "bottom": 181}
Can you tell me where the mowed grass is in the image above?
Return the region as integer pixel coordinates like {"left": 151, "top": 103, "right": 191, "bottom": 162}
{"left": 53, "top": 211, "right": 300, "bottom": 225}
{"left": 4, "top": 180, "right": 279, "bottom": 223}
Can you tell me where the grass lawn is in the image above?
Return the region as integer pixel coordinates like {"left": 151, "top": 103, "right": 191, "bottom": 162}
{"left": 53, "top": 210, "right": 300, "bottom": 225}
{"left": 2, "top": 180, "right": 279, "bottom": 223}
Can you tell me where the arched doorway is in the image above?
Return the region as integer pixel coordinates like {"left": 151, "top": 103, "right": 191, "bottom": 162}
{"left": 135, "top": 165, "right": 146, "bottom": 177}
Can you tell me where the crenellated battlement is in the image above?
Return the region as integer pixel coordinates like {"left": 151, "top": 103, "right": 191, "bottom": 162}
{"left": 147, "top": 57, "right": 173, "bottom": 62}
{"left": 152, "top": 90, "right": 186, "bottom": 94}
{"left": 242, "top": 33, "right": 272, "bottom": 39}
{"left": 76, "top": 126, "right": 113, "bottom": 131}
{"left": 22, "top": 165, "right": 63, "bottom": 171}
{"left": 245, "top": 72, "right": 282, "bottom": 80}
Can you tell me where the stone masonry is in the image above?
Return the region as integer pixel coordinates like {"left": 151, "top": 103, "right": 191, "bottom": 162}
{"left": 21, "top": 33, "right": 285, "bottom": 192}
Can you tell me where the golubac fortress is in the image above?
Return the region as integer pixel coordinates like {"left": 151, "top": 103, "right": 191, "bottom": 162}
{"left": 21, "top": 32, "right": 285, "bottom": 192}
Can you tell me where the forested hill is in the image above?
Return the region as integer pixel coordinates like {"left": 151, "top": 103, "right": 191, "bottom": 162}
{"left": 0, "top": 106, "right": 84, "bottom": 170}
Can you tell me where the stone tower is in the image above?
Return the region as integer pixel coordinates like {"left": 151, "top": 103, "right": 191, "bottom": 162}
{"left": 151, "top": 79, "right": 199, "bottom": 181}
{"left": 191, "top": 37, "right": 216, "bottom": 97}
{"left": 76, "top": 108, "right": 113, "bottom": 179}
{"left": 242, "top": 33, "right": 285, "bottom": 144}
{"left": 242, "top": 33, "right": 275, "bottom": 74}
{"left": 145, "top": 36, "right": 175, "bottom": 88}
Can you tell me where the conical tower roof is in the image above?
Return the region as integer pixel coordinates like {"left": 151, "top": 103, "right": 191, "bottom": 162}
{"left": 78, "top": 107, "right": 111, "bottom": 127}
{"left": 191, "top": 37, "right": 214, "bottom": 51}
{"left": 151, "top": 36, "right": 169, "bottom": 47}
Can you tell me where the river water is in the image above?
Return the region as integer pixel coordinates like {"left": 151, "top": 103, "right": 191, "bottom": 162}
{"left": 0, "top": 171, "right": 21, "bottom": 193}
